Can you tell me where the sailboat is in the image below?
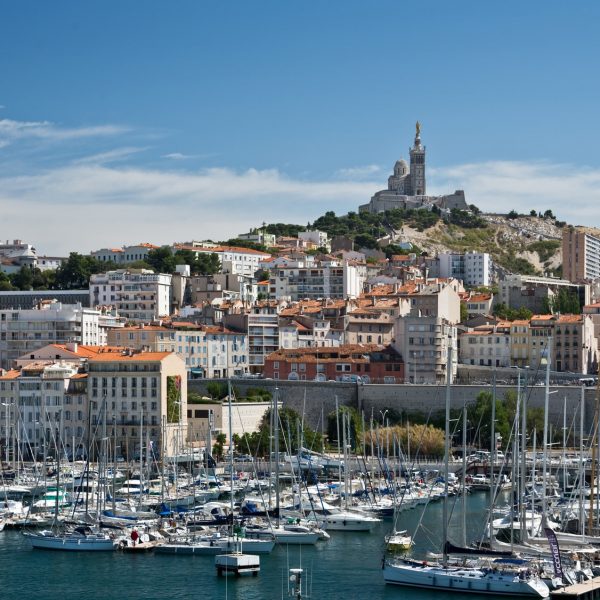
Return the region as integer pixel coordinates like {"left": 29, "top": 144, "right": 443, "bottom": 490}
{"left": 383, "top": 345, "right": 550, "bottom": 598}
{"left": 24, "top": 403, "right": 116, "bottom": 552}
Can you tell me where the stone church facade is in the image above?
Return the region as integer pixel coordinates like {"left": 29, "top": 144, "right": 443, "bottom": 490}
{"left": 359, "top": 123, "right": 468, "bottom": 214}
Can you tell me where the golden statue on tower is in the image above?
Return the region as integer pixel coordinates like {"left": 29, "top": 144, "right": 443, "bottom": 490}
{"left": 416, "top": 121, "right": 421, "bottom": 137}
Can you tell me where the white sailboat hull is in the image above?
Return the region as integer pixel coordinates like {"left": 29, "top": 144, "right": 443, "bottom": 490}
{"left": 383, "top": 561, "right": 549, "bottom": 597}
{"left": 24, "top": 530, "right": 116, "bottom": 551}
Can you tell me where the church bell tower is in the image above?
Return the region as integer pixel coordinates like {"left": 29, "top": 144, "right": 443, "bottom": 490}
{"left": 409, "top": 121, "right": 426, "bottom": 196}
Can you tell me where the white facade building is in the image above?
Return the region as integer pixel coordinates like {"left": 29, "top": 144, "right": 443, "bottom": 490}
{"left": 89, "top": 269, "right": 172, "bottom": 322}
{"left": 298, "top": 230, "right": 330, "bottom": 250}
{"left": 0, "top": 303, "right": 116, "bottom": 370}
{"left": 439, "top": 251, "right": 492, "bottom": 287}
{"left": 91, "top": 243, "right": 159, "bottom": 264}
{"left": 173, "top": 243, "right": 270, "bottom": 278}
{"left": 268, "top": 257, "right": 364, "bottom": 301}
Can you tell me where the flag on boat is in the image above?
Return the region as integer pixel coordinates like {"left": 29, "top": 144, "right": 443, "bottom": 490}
{"left": 544, "top": 527, "right": 564, "bottom": 580}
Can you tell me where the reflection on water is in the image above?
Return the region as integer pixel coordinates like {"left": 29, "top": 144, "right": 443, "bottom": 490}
{"left": 0, "top": 491, "right": 503, "bottom": 600}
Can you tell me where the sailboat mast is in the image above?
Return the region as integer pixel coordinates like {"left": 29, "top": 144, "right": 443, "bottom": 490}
{"left": 579, "top": 386, "right": 585, "bottom": 540}
{"left": 461, "top": 403, "right": 467, "bottom": 548}
{"left": 227, "top": 379, "right": 234, "bottom": 532}
{"left": 541, "top": 341, "right": 551, "bottom": 519}
{"left": 442, "top": 342, "right": 452, "bottom": 565}
{"left": 520, "top": 368, "right": 528, "bottom": 542}
{"left": 273, "top": 387, "right": 280, "bottom": 527}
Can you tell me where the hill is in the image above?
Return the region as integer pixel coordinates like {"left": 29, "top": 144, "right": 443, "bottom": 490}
{"left": 255, "top": 209, "right": 565, "bottom": 280}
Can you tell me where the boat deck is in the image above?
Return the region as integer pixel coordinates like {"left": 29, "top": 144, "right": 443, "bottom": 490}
{"left": 552, "top": 577, "right": 600, "bottom": 599}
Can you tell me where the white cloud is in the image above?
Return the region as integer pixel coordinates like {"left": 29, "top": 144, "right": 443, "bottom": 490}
{"left": 0, "top": 164, "right": 374, "bottom": 254}
{"left": 2, "top": 158, "right": 599, "bottom": 256}
{"left": 0, "top": 118, "right": 128, "bottom": 148}
{"left": 335, "top": 164, "right": 381, "bottom": 180}
{"left": 429, "top": 160, "right": 600, "bottom": 225}
{"left": 74, "top": 147, "right": 148, "bottom": 165}
{"left": 163, "top": 152, "right": 189, "bottom": 160}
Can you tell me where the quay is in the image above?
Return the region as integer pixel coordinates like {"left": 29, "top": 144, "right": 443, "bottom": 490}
{"left": 553, "top": 578, "right": 600, "bottom": 599}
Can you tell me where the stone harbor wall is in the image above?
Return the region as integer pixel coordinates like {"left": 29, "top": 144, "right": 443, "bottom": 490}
{"left": 188, "top": 379, "right": 593, "bottom": 432}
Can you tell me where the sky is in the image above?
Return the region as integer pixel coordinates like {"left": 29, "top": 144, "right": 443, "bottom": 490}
{"left": 1, "top": 1, "right": 600, "bottom": 255}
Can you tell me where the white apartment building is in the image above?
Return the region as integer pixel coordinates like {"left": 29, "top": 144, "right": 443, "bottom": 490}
{"left": 108, "top": 324, "right": 249, "bottom": 378}
{"left": 1, "top": 363, "right": 88, "bottom": 461}
{"left": 223, "top": 305, "right": 280, "bottom": 372}
{"left": 298, "top": 230, "right": 330, "bottom": 250}
{"left": 394, "top": 316, "right": 458, "bottom": 384}
{"left": 87, "top": 351, "right": 187, "bottom": 460}
{"left": 91, "top": 243, "right": 159, "bottom": 264}
{"left": 89, "top": 269, "right": 172, "bottom": 322}
{"left": 173, "top": 243, "right": 271, "bottom": 278}
{"left": 438, "top": 251, "right": 492, "bottom": 287}
{"left": 0, "top": 302, "right": 118, "bottom": 370}
{"left": 268, "top": 257, "right": 364, "bottom": 301}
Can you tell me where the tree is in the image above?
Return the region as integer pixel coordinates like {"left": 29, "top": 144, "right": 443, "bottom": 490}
{"left": 146, "top": 247, "right": 176, "bottom": 273}
{"left": 10, "top": 265, "right": 33, "bottom": 290}
{"left": 55, "top": 253, "right": 106, "bottom": 289}
{"left": 223, "top": 238, "right": 268, "bottom": 252}
{"left": 212, "top": 432, "right": 227, "bottom": 461}
{"left": 469, "top": 391, "right": 510, "bottom": 450}
{"left": 196, "top": 252, "right": 221, "bottom": 276}
{"left": 235, "top": 407, "right": 322, "bottom": 458}
{"left": 529, "top": 210, "right": 537, "bottom": 217}
{"left": 543, "top": 209, "right": 555, "bottom": 220}
{"left": 460, "top": 302, "right": 469, "bottom": 323}
{"left": 507, "top": 210, "right": 519, "bottom": 219}
{"left": 327, "top": 406, "right": 362, "bottom": 451}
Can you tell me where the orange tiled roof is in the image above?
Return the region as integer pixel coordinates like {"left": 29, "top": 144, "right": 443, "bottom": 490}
{"left": 0, "top": 369, "right": 20, "bottom": 380}
{"left": 49, "top": 344, "right": 127, "bottom": 358}
{"left": 556, "top": 314, "right": 583, "bottom": 323}
{"left": 88, "top": 351, "right": 173, "bottom": 362}
{"left": 468, "top": 293, "right": 492, "bottom": 302}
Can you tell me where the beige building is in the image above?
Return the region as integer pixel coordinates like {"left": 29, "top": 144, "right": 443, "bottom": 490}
{"left": 562, "top": 226, "right": 600, "bottom": 282}
{"left": 187, "top": 400, "right": 275, "bottom": 445}
{"left": 394, "top": 316, "right": 457, "bottom": 384}
{"left": 459, "top": 322, "right": 511, "bottom": 368}
{"left": 108, "top": 323, "right": 249, "bottom": 378}
{"left": 343, "top": 308, "right": 394, "bottom": 345}
{"left": 0, "top": 363, "right": 88, "bottom": 462}
{"left": 87, "top": 351, "right": 187, "bottom": 460}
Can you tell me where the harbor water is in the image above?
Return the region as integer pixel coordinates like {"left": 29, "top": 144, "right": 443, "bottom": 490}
{"left": 0, "top": 491, "right": 503, "bottom": 600}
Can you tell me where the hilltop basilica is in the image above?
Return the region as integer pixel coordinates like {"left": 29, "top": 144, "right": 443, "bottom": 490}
{"left": 359, "top": 123, "right": 468, "bottom": 214}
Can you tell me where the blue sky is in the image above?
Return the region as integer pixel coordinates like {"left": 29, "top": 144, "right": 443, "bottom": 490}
{"left": 1, "top": 1, "right": 600, "bottom": 254}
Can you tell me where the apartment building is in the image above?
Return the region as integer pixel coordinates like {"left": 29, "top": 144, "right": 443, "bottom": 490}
{"left": 173, "top": 242, "right": 270, "bottom": 278}
{"left": 0, "top": 302, "right": 121, "bottom": 370}
{"left": 499, "top": 273, "right": 589, "bottom": 314}
{"left": 393, "top": 316, "right": 458, "bottom": 384}
{"left": 459, "top": 322, "right": 511, "bottom": 368}
{"left": 89, "top": 269, "right": 172, "bottom": 322}
{"left": 87, "top": 351, "right": 187, "bottom": 460}
{"left": 562, "top": 226, "right": 600, "bottom": 282}
{"left": 438, "top": 251, "right": 492, "bottom": 287}
{"left": 267, "top": 256, "right": 364, "bottom": 301}
{"left": 343, "top": 308, "right": 394, "bottom": 345}
{"left": 107, "top": 323, "right": 249, "bottom": 378}
{"left": 0, "top": 362, "right": 88, "bottom": 461}
{"left": 91, "top": 243, "right": 159, "bottom": 264}
{"left": 263, "top": 344, "right": 404, "bottom": 384}
{"left": 463, "top": 292, "right": 494, "bottom": 317}
{"left": 223, "top": 304, "right": 280, "bottom": 372}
